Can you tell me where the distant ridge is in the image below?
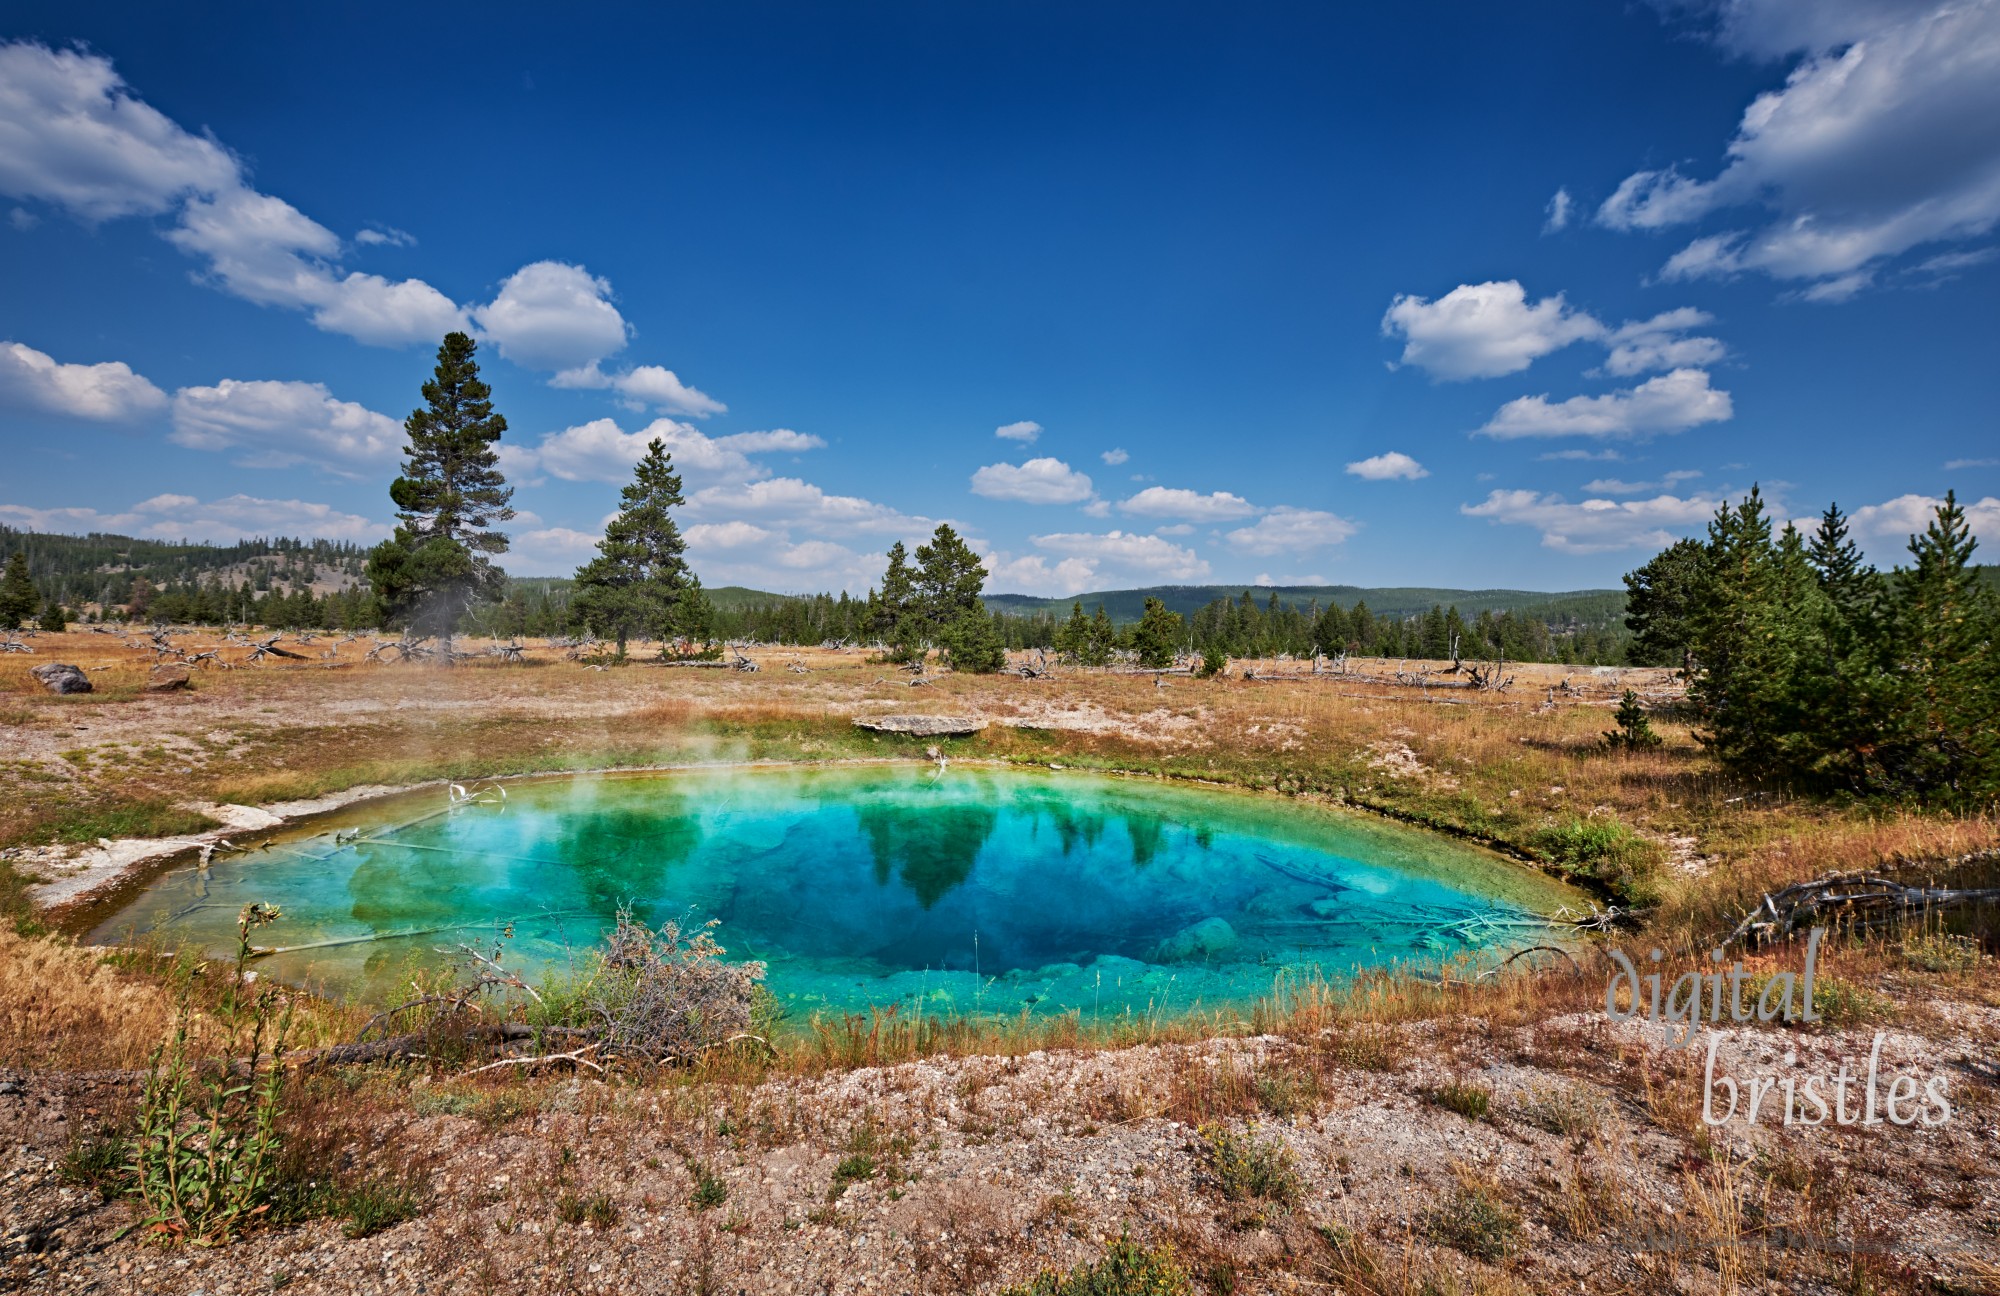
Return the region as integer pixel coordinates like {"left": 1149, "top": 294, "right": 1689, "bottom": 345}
{"left": 981, "top": 583, "right": 1628, "bottom": 623}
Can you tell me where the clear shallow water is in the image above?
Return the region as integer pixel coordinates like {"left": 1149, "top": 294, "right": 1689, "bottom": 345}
{"left": 89, "top": 766, "right": 1583, "bottom": 1022}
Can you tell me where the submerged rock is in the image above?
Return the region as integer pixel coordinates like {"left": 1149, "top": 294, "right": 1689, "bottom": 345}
{"left": 29, "top": 662, "right": 90, "bottom": 695}
{"left": 1152, "top": 916, "right": 1238, "bottom": 962}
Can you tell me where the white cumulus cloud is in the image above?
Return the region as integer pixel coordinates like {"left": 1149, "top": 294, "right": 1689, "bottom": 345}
{"left": 169, "top": 379, "right": 402, "bottom": 474}
{"left": 1478, "top": 368, "right": 1734, "bottom": 440}
{"left": 1461, "top": 488, "right": 1723, "bottom": 553}
{"left": 970, "top": 457, "right": 1095, "bottom": 505}
{"left": 995, "top": 420, "right": 1042, "bottom": 443}
{"left": 550, "top": 360, "right": 725, "bottom": 417}
{"left": 1381, "top": 281, "right": 1605, "bottom": 380}
{"left": 1599, "top": 0, "right": 2000, "bottom": 296}
{"left": 1838, "top": 492, "right": 2000, "bottom": 550}
{"left": 1100, "top": 448, "right": 1129, "bottom": 465}
{"left": 0, "top": 340, "right": 165, "bottom": 421}
{"left": 0, "top": 42, "right": 237, "bottom": 220}
{"left": 1117, "top": 486, "right": 1259, "bottom": 521}
{"left": 1030, "top": 530, "right": 1210, "bottom": 582}
{"left": 1345, "top": 451, "right": 1430, "bottom": 481}
{"left": 1224, "top": 507, "right": 1359, "bottom": 555}
{"left": 981, "top": 552, "right": 1100, "bottom": 597}
{"left": 0, "top": 492, "right": 389, "bottom": 545}
{"left": 471, "top": 262, "right": 629, "bottom": 372}
{"left": 1599, "top": 308, "right": 1729, "bottom": 377}
{"left": 513, "top": 416, "right": 816, "bottom": 487}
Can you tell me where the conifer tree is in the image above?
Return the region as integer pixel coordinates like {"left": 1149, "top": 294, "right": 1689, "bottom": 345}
{"left": 1623, "top": 537, "right": 1709, "bottom": 673}
{"left": 1053, "top": 601, "right": 1090, "bottom": 663}
{"left": 1085, "top": 604, "right": 1118, "bottom": 666}
{"left": 37, "top": 597, "right": 66, "bottom": 632}
{"left": 913, "top": 524, "right": 1002, "bottom": 672}
{"left": 1132, "top": 597, "right": 1183, "bottom": 668}
{"left": 571, "top": 438, "right": 708, "bottom": 658}
{"left": 364, "top": 332, "right": 514, "bottom": 642}
{"left": 1311, "top": 601, "right": 1349, "bottom": 658}
{"left": 0, "top": 552, "right": 36, "bottom": 630}
{"left": 1605, "top": 689, "right": 1662, "bottom": 750}
{"left": 1883, "top": 491, "right": 1998, "bottom": 797}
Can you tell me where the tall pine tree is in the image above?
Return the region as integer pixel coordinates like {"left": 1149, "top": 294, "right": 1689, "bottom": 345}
{"left": 571, "top": 437, "right": 710, "bottom": 658}
{"left": 365, "top": 333, "right": 514, "bottom": 642}
{"left": 1883, "top": 491, "right": 1999, "bottom": 798}
{"left": 0, "top": 552, "right": 37, "bottom": 630}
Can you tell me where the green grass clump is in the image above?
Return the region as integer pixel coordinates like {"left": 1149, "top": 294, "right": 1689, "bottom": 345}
{"left": 1901, "top": 932, "right": 1982, "bottom": 973}
{"left": 1200, "top": 1123, "right": 1302, "bottom": 1207}
{"left": 554, "top": 1190, "right": 619, "bottom": 1229}
{"left": 1002, "top": 1236, "right": 1194, "bottom": 1296}
{"left": 41, "top": 798, "right": 221, "bottom": 846}
{"left": 1428, "top": 1180, "right": 1521, "bottom": 1261}
{"left": 1428, "top": 1080, "right": 1491, "bottom": 1121}
{"left": 688, "top": 1161, "right": 728, "bottom": 1211}
{"left": 1529, "top": 816, "right": 1659, "bottom": 903}
{"left": 57, "top": 1130, "right": 132, "bottom": 1198}
{"left": 828, "top": 1153, "right": 875, "bottom": 1199}
{"left": 341, "top": 1181, "right": 424, "bottom": 1238}
{"left": 1516, "top": 1082, "right": 1603, "bottom": 1136}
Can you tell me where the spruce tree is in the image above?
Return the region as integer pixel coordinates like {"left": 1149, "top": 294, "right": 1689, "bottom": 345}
{"left": 1687, "top": 486, "right": 1781, "bottom": 768}
{"left": 572, "top": 438, "right": 708, "bottom": 658}
{"left": 1132, "top": 597, "right": 1183, "bottom": 668}
{"left": 364, "top": 332, "right": 514, "bottom": 642}
{"left": 1623, "top": 537, "right": 1709, "bottom": 673}
{"left": 1053, "top": 601, "right": 1090, "bottom": 663}
{"left": 1605, "top": 689, "right": 1662, "bottom": 750}
{"left": 37, "top": 597, "right": 66, "bottom": 632}
{"left": 0, "top": 552, "right": 36, "bottom": 630}
{"left": 1883, "top": 491, "right": 1999, "bottom": 798}
{"left": 872, "top": 541, "right": 927, "bottom": 661}
{"left": 1085, "top": 604, "right": 1118, "bottom": 666}
{"left": 1311, "top": 602, "right": 1349, "bottom": 658}
{"left": 914, "top": 524, "right": 1001, "bottom": 672}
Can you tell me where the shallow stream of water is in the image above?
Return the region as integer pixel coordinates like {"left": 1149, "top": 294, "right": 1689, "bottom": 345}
{"left": 90, "top": 766, "right": 1584, "bottom": 1021}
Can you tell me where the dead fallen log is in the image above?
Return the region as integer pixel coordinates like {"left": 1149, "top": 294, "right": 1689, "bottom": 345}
{"left": 1725, "top": 857, "right": 2000, "bottom": 948}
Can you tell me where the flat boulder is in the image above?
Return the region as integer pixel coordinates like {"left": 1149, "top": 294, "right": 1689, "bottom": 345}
{"left": 852, "top": 714, "right": 988, "bottom": 737}
{"left": 147, "top": 664, "right": 192, "bottom": 692}
{"left": 29, "top": 662, "right": 91, "bottom": 695}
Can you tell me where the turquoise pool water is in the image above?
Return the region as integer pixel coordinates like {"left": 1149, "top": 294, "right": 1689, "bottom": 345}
{"left": 89, "top": 765, "right": 1583, "bottom": 1021}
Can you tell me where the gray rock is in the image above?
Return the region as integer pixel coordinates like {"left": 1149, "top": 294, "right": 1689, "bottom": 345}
{"left": 1152, "top": 916, "right": 1238, "bottom": 962}
{"left": 28, "top": 663, "right": 91, "bottom": 695}
{"left": 146, "top": 664, "right": 191, "bottom": 692}
{"left": 852, "top": 714, "right": 987, "bottom": 737}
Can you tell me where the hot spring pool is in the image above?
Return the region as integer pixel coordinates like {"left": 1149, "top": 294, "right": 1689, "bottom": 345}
{"left": 89, "top": 765, "right": 1585, "bottom": 1021}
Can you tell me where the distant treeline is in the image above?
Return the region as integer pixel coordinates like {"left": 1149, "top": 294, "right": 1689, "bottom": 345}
{"left": 0, "top": 527, "right": 368, "bottom": 622}
{"left": 709, "top": 586, "right": 1630, "bottom": 664}
{"left": 1, "top": 526, "right": 1626, "bottom": 663}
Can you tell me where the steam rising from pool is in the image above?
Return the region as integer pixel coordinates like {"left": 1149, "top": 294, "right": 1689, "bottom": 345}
{"left": 91, "top": 766, "right": 1583, "bottom": 1021}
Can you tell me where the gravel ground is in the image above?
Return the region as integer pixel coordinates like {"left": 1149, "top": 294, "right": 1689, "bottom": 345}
{"left": 5, "top": 1013, "right": 1997, "bottom": 1295}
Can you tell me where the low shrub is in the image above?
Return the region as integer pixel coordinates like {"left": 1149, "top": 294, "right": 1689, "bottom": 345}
{"left": 1002, "top": 1235, "right": 1194, "bottom": 1296}
{"left": 1428, "top": 1080, "right": 1491, "bottom": 1121}
{"left": 1516, "top": 1081, "right": 1604, "bottom": 1136}
{"left": 1200, "top": 1123, "right": 1302, "bottom": 1207}
{"left": 1428, "top": 1179, "right": 1521, "bottom": 1261}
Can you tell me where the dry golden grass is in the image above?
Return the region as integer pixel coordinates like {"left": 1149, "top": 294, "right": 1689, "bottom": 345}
{"left": 0, "top": 929, "right": 180, "bottom": 1070}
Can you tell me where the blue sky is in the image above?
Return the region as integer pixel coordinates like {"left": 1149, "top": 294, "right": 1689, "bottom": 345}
{"left": 1, "top": 1, "right": 1995, "bottom": 594}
